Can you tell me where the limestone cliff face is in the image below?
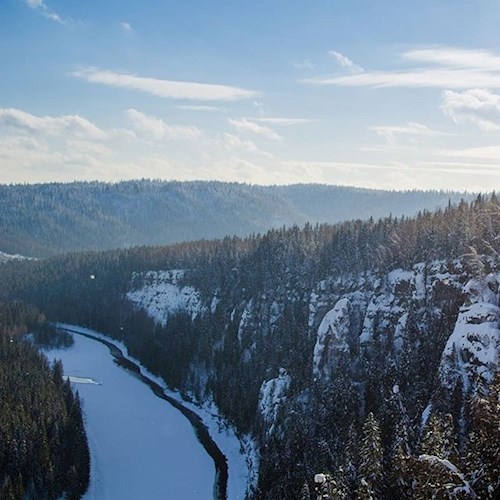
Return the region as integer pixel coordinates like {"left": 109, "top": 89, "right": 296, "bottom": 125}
{"left": 440, "top": 274, "right": 500, "bottom": 392}
{"left": 126, "top": 257, "right": 499, "bottom": 435}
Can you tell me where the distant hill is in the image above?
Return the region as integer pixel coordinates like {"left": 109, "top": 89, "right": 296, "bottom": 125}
{"left": 0, "top": 180, "right": 474, "bottom": 257}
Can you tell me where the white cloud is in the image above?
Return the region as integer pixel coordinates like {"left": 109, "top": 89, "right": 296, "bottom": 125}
{"left": 0, "top": 107, "right": 123, "bottom": 141}
{"left": 221, "top": 133, "right": 274, "bottom": 158}
{"left": 438, "top": 145, "right": 500, "bottom": 160}
{"left": 253, "top": 117, "right": 313, "bottom": 126}
{"left": 403, "top": 48, "right": 500, "bottom": 70}
{"left": 120, "top": 22, "right": 133, "bottom": 33}
{"left": 71, "top": 67, "right": 260, "bottom": 102}
{"left": 253, "top": 101, "right": 265, "bottom": 116}
{"left": 177, "top": 105, "right": 221, "bottom": 112}
{"left": 292, "top": 59, "right": 315, "bottom": 71}
{"left": 371, "top": 122, "right": 448, "bottom": 144}
{"left": 441, "top": 89, "right": 500, "bottom": 131}
{"left": 228, "top": 118, "right": 282, "bottom": 140}
{"left": 328, "top": 50, "right": 364, "bottom": 73}
{"left": 222, "top": 133, "right": 260, "bottom": 153}
{"left": 23, "top": 0, "right": 63, "bottom": 23}
{"left": 304, "top": 47, "right": 500, "bottom": 89}
{"left": 125, "top": 109, "right": 201, "bottom": 141}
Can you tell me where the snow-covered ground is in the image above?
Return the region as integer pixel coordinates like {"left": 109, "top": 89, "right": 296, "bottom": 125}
{"left": 52, "top": 324, "right": 259, "bottom": 500}
{"left": 45, "top": 332, "right": 214, "bottom": 500}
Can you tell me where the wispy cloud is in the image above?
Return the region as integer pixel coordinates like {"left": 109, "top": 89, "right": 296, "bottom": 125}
{"left": 71, "top": 67, "right": 260, "bottom": 102}
{"left": 328, "top": 50, "right": 364, "bottom": 73}
{"left": 253, "top": 117, "right": 313, "bottom": 126}
{"left": 23, "top": 0, "right": 64, "bottom": 23}
{"left": 441, "top": 88, "right": 500, "bottom": 131}
{"left": 403, "top": 48, "right": 500, "bottom": 70}
{"left": 228, "top": 118, "right": 282, "bottom": 140}
{"left": 292, "top": 59, "right": 315, "bottom": 71}
{"left": 126, "top": 109, "right": 201, "bottom": 141}
{"left": 304, "top": 47, "right": 500, "bottom": 89}
{"left": 120, "top": 21, "right": 133, "bottom": 33}
{"left": 222, "top": 133, "right": 273, "bottom": 158}
{"left": 438, "top": 145, "right": 500, "bottom": 160}
{"left": 371, "top": 122, "right": 448, "bottom": 144}
{"left": 177, "top": 105, "right": 221, "bottom": 112}
{"left": 0, "top": 107, "right": 125, "bottom": 140}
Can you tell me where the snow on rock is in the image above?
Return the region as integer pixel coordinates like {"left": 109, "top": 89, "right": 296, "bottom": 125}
{"left": 387, "top": 268, "right": 414, "bottom": 295}
{"left": 313, "top": 298, "right": 351, "bottom": 379}
{"left": 440, "top": 275, "right": 500, "bottom": 391}
{"left": 359, "top": 291, "right": 404, "bottom": 344}
{"left": 238, "top": 299, "right": 254, "bottom": 342}
{"left": 126, "top": 270, "right": 204, "bottom": 326}
{"left": 210, "top": 293, "right": 220, "bottom": 314}
{"left": 393, "top": 312, "right": 408, "bottom": 353}
{"left": 259, "top": 368, "right": 291, "bottom": 429}
{"left": 0, "top": 251, "right": 33, "bottom": 263}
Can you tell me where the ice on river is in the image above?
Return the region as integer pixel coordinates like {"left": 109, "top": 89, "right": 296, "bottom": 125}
{"left": 45, "top": 333, "right": 214, "bottom": 500}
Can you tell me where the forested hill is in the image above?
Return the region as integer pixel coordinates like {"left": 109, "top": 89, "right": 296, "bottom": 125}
{"left": 2, "top": 195, "right": 499, "bottom": 498}
{"left": 0, "top": 180, "right": 473, "bottom": 257}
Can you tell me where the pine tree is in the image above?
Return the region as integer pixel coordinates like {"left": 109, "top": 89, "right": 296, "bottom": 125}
{"left": 300, "top": 480, "right": 311, "bottom": 500}
{"left": 358, "top": 413, "right": 383, "bottom": 496}
{"left": 388, "top": 423, "right": 411, "bottom": 499}
{"left": 465, "top": 375, "right": 500, "bottom": 499}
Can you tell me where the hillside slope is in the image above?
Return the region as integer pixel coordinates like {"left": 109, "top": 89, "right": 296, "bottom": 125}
{"left": 1, "top": 195, "right": 498, "bottom": 499}
{"left": 0, "top": 180, "right": 472, "bottom": 257}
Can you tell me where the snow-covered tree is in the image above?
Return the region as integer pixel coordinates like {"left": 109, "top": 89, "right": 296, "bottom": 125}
{"left": 358, "top": 413, "right": 383, "bottom": 496}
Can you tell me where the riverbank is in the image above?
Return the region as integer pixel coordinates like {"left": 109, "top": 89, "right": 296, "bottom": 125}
{"left": 55, "top": 323, "right": 259, "bottom": 500}
{"left": 45, "top": 329, "right": 215, "bottom": 499}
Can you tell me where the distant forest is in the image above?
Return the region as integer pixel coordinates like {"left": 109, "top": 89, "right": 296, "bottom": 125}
{"left": 0, "top": 180, "right": 474, "bottom": 257}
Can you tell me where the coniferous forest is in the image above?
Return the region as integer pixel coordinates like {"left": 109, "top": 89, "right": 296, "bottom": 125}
{"left": 0, "top": 303, "right": 90, "bottom": 499}
{"left": 0, "top": 194, "right": 498, "bottom": 499}
{"left": 0, "top": 180, "right": 472, "bottom": 257}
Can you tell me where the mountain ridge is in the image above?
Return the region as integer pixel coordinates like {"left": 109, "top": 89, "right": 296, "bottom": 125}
{"left": 0, "top": 179, "right": 474, "bottom": 257}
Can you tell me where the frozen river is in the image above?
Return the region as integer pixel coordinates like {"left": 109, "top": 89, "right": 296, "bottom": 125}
{"left": 46, "top": 331, "right": 215, "bottom": 500}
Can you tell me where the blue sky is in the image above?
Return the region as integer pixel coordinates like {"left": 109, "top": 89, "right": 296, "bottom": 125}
{"left": 1, "top": 0, "right": 500, "bottom": 191}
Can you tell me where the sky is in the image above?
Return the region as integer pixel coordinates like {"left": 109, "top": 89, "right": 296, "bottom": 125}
{"left": 1, "top": 0, "right": 500, "bottom": 191}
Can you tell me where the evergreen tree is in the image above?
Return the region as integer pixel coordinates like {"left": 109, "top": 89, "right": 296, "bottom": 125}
{"left": 358, "top": 413, "right": 383, "bottom": 496}
{"left": 465, "top": 375, "right": 500, "bottom": 499}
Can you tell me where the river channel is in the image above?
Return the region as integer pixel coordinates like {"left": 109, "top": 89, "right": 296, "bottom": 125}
{"left": 45, "top": 328, "right": 228, "bottom": 500}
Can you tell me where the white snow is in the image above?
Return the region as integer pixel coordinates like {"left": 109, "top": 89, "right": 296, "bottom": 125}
{"left": 0, "top": 251, "right": 33, "bottom": 263}
{"left": 126, "top": 270, "right": 204, "bottom": 326}
{"left": 312, "top": 298, "right": 351, "bottom": 379}
{"left": 238, "top": 299, "right": 254, "bottom": 342}
{"left": 421, "top": 403, "right": 432, "bottom": 427}
{"left": 393, "top": 312, "right": 408, "bottom": 353}
{"left": 387, "top": 269, "right": 414, "bottom": 291}
{"left": 418, "top": 455, "right": 477, "bottom": 498}
{"left": 45, "top": 330, "right": 214, "bottom": 500}
{"left": 62, "top": 375, "right": 100, "bottom": 385}
{"left": 258, "top": 368, "right": 291, "bottom": 429}
{"left": 440, "top": 277, "right": 500, "bottom": 391}
{"left": 55, "top": 323, "right": 258, "bottom": 500}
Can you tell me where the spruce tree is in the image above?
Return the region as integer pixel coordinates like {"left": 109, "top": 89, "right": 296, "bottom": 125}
{"left": 358, "top": 413, "right": 383, "bottom": 496}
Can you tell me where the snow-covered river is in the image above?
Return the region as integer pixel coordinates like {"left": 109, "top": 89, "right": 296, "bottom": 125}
{"left": 45, "top": 331, "right": 215, "bottom": 500}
